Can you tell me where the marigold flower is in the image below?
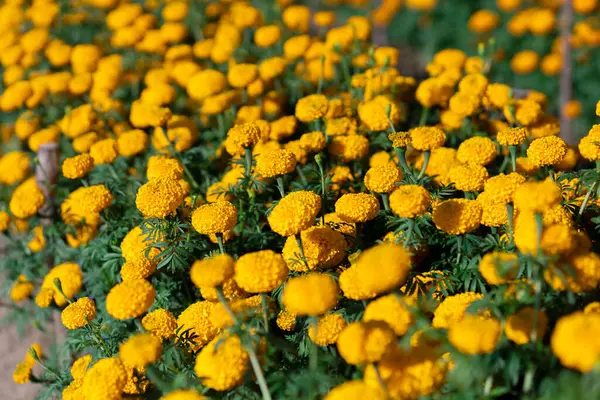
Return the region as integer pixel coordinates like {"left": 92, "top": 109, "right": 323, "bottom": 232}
{"left": 10, "top": 275, "right": 34, "bottom": 302}
{"left": 513, "top": 179, "right": 561, "bottom": 213}
{"left": 283, "top": 273, "right": 338, "bottom": 316}
{"left": 136, "top": 176, "right": 184, "bottom": 218}
{"left": 358, "top": 95, "right": 402, "bottom": 131}
{"left": 544, "top": 251, "right": 600, "bottom": 292}
{"left": 194, "top": 333, "right": 249, "bottom": 391}
{"left": 410, "top": 126, "right": 446, "bottom": 151}
{"left": 81, "top": 358, "right": 127, "bottom": 400}
{"left": 90, "top": 138, "right": 118, "bottom": 165}
{"left": 282, "top": 5, "right": 311, "bottom": 33}
{"left": 364, "top": 164, "right": 402, "bottom": 194}
{"left": 106, "top": 279, "right": 156, "bottom": 320}
{"left": 308, "top": 313, "right": 347, "bottom": 346}
{"left": 62, "top": 154, "right": 94, "bottom": 179}
{"left": 448, "top": 316, "right": 501, "bottom": 354}
{"left": 364, "top": 294, "right": 415, "bottom": 336}
{"left": 527, "top": 136, "right": 567, "bottom": 166}
{"left": 299, "top": 131, "right": 326, "bottom": 153}
{"left": 190, "top": 254, "right": 234, "bottom": 289}
{"left": 449, "top": 92, "right": 480, "bottom": 117}
{"left": 117, "top": 129, "right": 148, "bottom": 156}
{"left": 505, "top": 99, "right": 543, "bottom": 126}
{"left": 324, "top": 380, "right": 386, "bottom": 400}
{"left": 328, "top": 135, "right": 369, "bottom": 162}
{"left": 504, "top": 307, "right": 548, "bottom": 345}
{"left": 483, "top": 172, "right": 525, "bottom": 204}
{"left": 70, "top": 354, "right": 92, "bottom": 380}
{"left": 119, "top": 333, "right": 163, "bottom": 369}
{"left": 0, "top": 151, "right": 30, "bottom": 185}
{"left": 9, "top": 178, "right": 45, "bottom": 219}
{"left": 335, "top": 193, "right": 380, "bottom": 223}
{"left": 191, "top": 201, "right": 237, "bottom": 235}
{"left": 61, "top": 297, "right": 96, "bottom": 330}
{"left": 282, "top": 226, "right": 347, "bottom": 271}
{"left": 337, "top": 321, "right": 395, "bottom": 365}
{"left": 224, "top": 122, "right": 261, "bottom": 156}
{"left": 551, "top": 311, "right": 600, "bottom": 372}
{"left": 255, "top": 148, "right": 297, "bottom": 178}
{"left": 457, "top": 136, "right": 497, "bottom": 166}
{"left": 389, "top": 185, "right": 431, "bottom": 218}
{"left": 284, "top": 34, "right": 311, "bottom": 60}
{"left": 448, "top": 163, "right": 489, "bottom": 192}
{"left": 432, "top": 292, "right": 485, "bottom": 328}
{"left": 142, "top": 308, "right": 177, "bottom": 340}
{"left": 479, "top": 251, "right": 519, "bottom": 285}
{"left": 13, "top": 362, "right": 32, "bottom": 384}
{"left": 130, "top": 100, "right": 172, "bottom": 128}
{"left": 578, "top": 130, "right": 600, "bottom": 161}
{"left": 161, "top": 390, "right": 206, "bottom": 400}
{"left": 432, "top": 199, "right": 482, "bottom": 235}
{"left": 497, "top": 127, "right": 528, "bottom": 147}
{"left": 176, "top": 301, "right": 218, "bottom": 349}
{"left": 254, "top": 24, "right": 282, "bottom": 48}
{"left": 295, "top": 94, "right": 328, "bottom": 123}
{"left": 268, "top": 190, "right": 321, "bottom": 236}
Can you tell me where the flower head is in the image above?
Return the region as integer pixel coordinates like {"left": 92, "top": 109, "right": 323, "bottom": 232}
{"left": 432, "top": 199, "right": 482, "bottom": 235}
{"left": 448, "top": 316, "right": 501, "bottom": 354}
{"left": 191, "top": 201, "right": 238, "bottom": 235}
{"left": 335, "top": 193, "right": 380, "bottom": 223}
{"left": 119, "top": 333, "right": 163, "bottom": 369}
{"left": 194, "top": 334, "right": 249, "bottom": 391}
{"left": 191, "top": 254, "right": 234, "bottom": 288}
{"left": 283, "top": 273, "right": 338, "bottom": 316}
{"left": 61, "top": 297, "right": 96, "bottom": 329}
{"left": 268, "top": 190, "right": 321, "bottom": 236}
{"left": 410, "top": 126, "right": 446, "bottom": 151}
{"left": 136, "top": 177, "right": 184, "bottom": 218}
{"left": 106, "top": 279, "right": 156, "bottom": 320}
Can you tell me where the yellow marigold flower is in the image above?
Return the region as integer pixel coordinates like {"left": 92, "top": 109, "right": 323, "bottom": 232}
{"left": 120, "top": 225, "right": 161, "bottom": 263}
{"left": 142, "top": 308, "right": 177, "bottom": 340}
{"left": 210, "top": 295, "right": 264, "bottom": 329}
{"left": 0, "top": 151, "right": 30, "bottom": 184}
{"left": 483, "top": 172, "right": 525, "bottom": 204}
{"left": 282, "top": 226, "right": 347, "bottom": 272}
{"left": 194, "top": 334, "right": 249, "bottom": 391}
{"left": 497, "top": 127, "right": 528, "bottom": 147}
{"left": 283, "top": 273, "right": 338, "bottom": 316}
{"left": 35, "top": 288, "right": 54, "bottom": 308}
{"left": 295, "top": 94, "right": 328, "bottom": 123}
{"left": 545, "top": 251, "right": 600, "bottom": 292}
{"left": 505, "top": 307, "right": 548, "bottom": 345}
{"left": 282, "top": 5, "right": 311, "bottom": 33}
{"left": 276, "top": 310, "right": 297, "bottom": 331}
{"left": 299, "top": 131, "right": 326, "bottom": 153}
{"left": 358, "top": 95, "right": 402, "bottom": 131}
{"left": 70, "top": 354, "right": 92, "bottom": 380}
{"left": 129, "top": 100, "right": 172, "bottom": 128}
{"left": 9, "top": 177, "right": 45, "bottom": 219}
{"left": 119, "top": 333, "right": 163, "bottom": 369}
{"left": 28, "top": 225, "right": 46, "bottom": 253}
{"left": 38, "top": 262, "right": 83, "bottom": 307}
{"left": 120, "top": 257, "right": 157, "bottom": 281}
{"left": 13, "top": 362, "right": 32, "bottom": 384}
{"left": 283, "top": 34, "right": 311, "bottom": 60}
{"left": 585, "top": 302, "right": 600, "bottom": 314}
{"left": 513, "top": 179, "right": 561, "bottom": 213}
{"left": 15, "top": 111, "right": 40, "bottom": 140}
{"left": 335, "top": 193, "right": 380, "bottom": 223}
{"left": 59, "top": 104, "right": 95, "bottom": 139}
{"left": 326, "top": 380, "right": 387, "bottom": 400}
{"left": 364, "top": 294, "right": 415, "bottom": 336}
{"left": 351, "top": 243, "right": 411, "bottom": 297}
{"left": 432, "top": 292, "right": 485, "bottom": 328}
{"left": 449, "top": 92, "right": 480, "bottom": 117}
{"left": 505, "top": 99, "right": 543, "bottom": 126}
{"left": 0, "top": 211, "right": 10, "bottom": 232}
{"left": 479, "top": 193, "right": 509, "bottom": 226}
{"left": 147, "top": 155, "right": 184, "bottom": 180}
{"left": 328, "top": 135, "right": 369, "bottom": 162}
{"left": 224, "top": 122, "right": 261, "bottom": 156}
{"left": 62, "top": 154, "right": 94, "bottom": 179}
{"left": 551, "top": 311, "right": 600, "bottom": 372}
{"left": 448, "top": 163, "right": 489, "bottom": 192}
{"left": 90, "top": 138, "right": 118, "bottom": 165}
{"left": 448, "top": 316, "right": 501, "bottom": 354}
{"left": 484, "top": 83, "right": 511, "bottom": 109}
{"left": 255, "top": 148, "right": 296, "bottom": 178}
{"left": 479, "top": 251, "right": 519, "bottom": 285}
{"left": 308, "top": 313, "right": 347, "bottom": 346}
{"left": 527, "top": 136, "right": 567, "bottom": 167}
{"left": 117, "top": 129, "right": 148, "bottom": 156}
{"left": 254, "top": 24, "right": 282, "bottom": 48}
{"left": 28, "top": 126, "right": 60, "bottom": 152}
{"left": 233, "top": 250, "right": 287, "bottom": 293}
{"left": 337, "top": 321, "right": 395, "bottom": 365}
{"left": 389, "top": 185, "right": 431, "bottom": 218}
{"left": 136, "top": 176, "right": 184, "bottom": 218}
{"left": 468, "top": 9, "right": 499, "bottom": 33}
{"left": 73, "top": 132, "right": 99, "bottom": 154}
{"left": 555, "top": 147, "right": 578, "bottom": 171}
{"left": 410, "top": 126, "right": 446, "bottom": 151}
{"left": 190, "top": 254, "right": 234, "bottom": 289}
{"left": 10, "top": 274, "right": 34, "bottom": 302}
{"left": 270, "top": 115, "right": 298, "bottom": 140}
{"left": 1, "top": 81, "right": 32, "bottom": 112}
{"left": 364, "top": 164, "right": 402, "bottom": 194}
{"left": 432, "top": 199, "right": 482, "bottom": 235}
{"left": 161, "top": 390, "right": 207, "bottom": 400}
{"left": 578, "top": 129, "right": 600, "bottom": 161}
{"left": 227, "top": 63, "right": 258, "bottom": 89}
{"left": 106, "top": 279, "right": 156, "bottom": 320}
{"left": 191, "top": 201, "right": 237, "bottom": 235}
{"left": 457, "top": 136, "right": 497, "bottom": 166}
{"left": 61, "top": 297, "right": 96, "bottom": 330}
{"left": 268, "top": 190, "right": 321, "bottom": 236}
{"left": 81, "top": 358, "right": 128, "bottom": 400}
{"left": 61, "top": 184, "right": 112, "bottom": 225}
{"left": 510, "top": 50, "right": 539, "bottom": 74}
{"left": 177, "top": 301, "right": 218, "bottom": 349}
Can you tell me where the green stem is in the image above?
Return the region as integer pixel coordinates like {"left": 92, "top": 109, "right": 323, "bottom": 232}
{"left": 419, "top": 107, "right": 430, "bottom": 126}
{"left": 296, "top": 165, "right": 308, "bottom": 187}
{"left": 534, "top": 212, "right": 544, "bottom": 254}
{"left": 276, "top": 177, "right": 285, "bottom": 198}
{"left": 216, "top": 232, "right": 225, "bottom": 254}
{"left": 506, "top": 203, "right": 514, "bottom": 244}
{"left": 417, "top": 151, "right": 430, "bottom": 180}
{"left": 295, "top": 234, "right": 310, "bottom": 269}
{"left": 373, "top": 363, "right": 389, "bottom": 398}
{"left": 381, "top": 193, "right": 390, "bottom": 211}
{"left": 244, "top": 147, "right": 253, "bottom": 178}
{"left": 216, "top": 287, "right": 239, "bottom": 325}
{"left": 248, "top": 346, "right": 272, "bottom": 400}
{"left": 508, "top": 146, "right": 517, "bottom": 172}
{"left": 394, "top": 148, "right": 412, "bottom": 177}
{"left": 309, "top": 318, "right": 318, "bottom": 372}
{"left": 260, "top": 293, "right": 269, "bottom": 333}
{"left": 403, "top": 219, "right": 415, "bottom": 249}
{"left": 578, "top": 180, "right": 598, "bottom": 220}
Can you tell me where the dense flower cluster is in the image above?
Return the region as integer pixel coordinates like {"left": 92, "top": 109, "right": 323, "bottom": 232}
{"left": 2, "top": 1, "right": 600, "bottom": 399}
